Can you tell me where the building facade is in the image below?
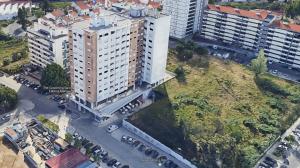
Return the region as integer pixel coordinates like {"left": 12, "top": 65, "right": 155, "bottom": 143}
{"left": 69, "top": 9, "right": 171, "bottom": 113}
{"left": 27, "top": 10, "right": 75, "bottom": 70}
{"left": 162, "top": 0, "right": 208, "bottom": 39}
{"left": 264, "top": 21, "right": 300, "bottom": 68}
{"left": 0, "top": 1, "right": 32, "bottom": 20}
{"left": 200, "top": 5, "right": 300, "bottom": 69}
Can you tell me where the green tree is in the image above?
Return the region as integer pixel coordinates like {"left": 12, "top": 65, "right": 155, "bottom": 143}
{"left": 209, "top": 0, "right": 216, "bottom": 4}
{"left": 251, "top": 49, "right": 267, "bottom": 76}
{"left": 40, "top": 63, "right": 69, "bottom": 87}
{"left": 237, "top": 145, "right": 260, "bottom": 168}
{"left": 285, "top": 0, "right": 300, "bottom": 19}
{"left": 195, "top": 46, "right": 208, "bottom": 56}
{"left": 17, "top": 7, "right": 27, "bottom": 30}
{"left": 74, "top": 139, "right": 82, "bottom": 149}
{"left": 65, "top": 133, "right": 74, "bottom": 144}
{"left": 40, "top": 0, "right": 50, "bottom": 12}
{"left": 177, "top": 49, "right": 193, "bottom": 61}
{"left": 2, "top": 58, "right": 10, "bottom": 66}
{"left": 0, "top": 85, "right": 17, "bottom": 112}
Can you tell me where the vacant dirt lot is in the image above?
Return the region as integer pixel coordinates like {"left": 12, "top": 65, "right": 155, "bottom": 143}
{"left": 0, "top": 137, "right": 28, "bottom": 168}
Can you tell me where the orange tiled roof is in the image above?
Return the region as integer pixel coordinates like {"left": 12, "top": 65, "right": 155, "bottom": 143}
{"left": 207, "top": 5, "right": 269, "bottom": 21}
{"left": 69, "top": 11, "right": 78, "bottom": 17}
{"left": 148, "top": 1, "right": 160, "bottom": 9}
{"left": 51, "top": 9, "right": 64, "bottom": 17}
{"left": 5, "top": 128, "right": 17, "bottom": 138}
{"left": 271, "top": 20, "right": 300, "bottom": 33}
{"left": 75, "top": 1, "right": 89, "bottom": 10}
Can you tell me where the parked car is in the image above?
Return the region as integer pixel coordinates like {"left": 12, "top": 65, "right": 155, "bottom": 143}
{"left": 112, "top": 161, "right": 121, "bottom": 168}
{"left": 121, "top": 135, "right": 127, "bottom": 142}
{"left": 100, "top": 151, "right": 108, "bottom": 159}
{"left": 145, "top": 148, "right": 153, "bottom": 156}
{"left": 58, "top": 104, "right": 65, "bottom": 109}
{"left": 102, "top": 155, "right": 109, "bottom": 163}
{"left": 107, "top": 125, "right": 119, "bottom": 133}
{"left": 107, "top": 159, "right": 117, "bottom": 166}
{"left": 121, "top": 165, "right": 129, "bottom": 168}
{"left": 151, "top": 150, "right": 159, "bottom": 159}
{"left": 126, "top": 137, "right": 134, "bottom": 144}
{"left": 138, "top": 144, "right": 146, "bottom": 152}
{"left": 132, "top": 140, "right": 140, "bottom": 147}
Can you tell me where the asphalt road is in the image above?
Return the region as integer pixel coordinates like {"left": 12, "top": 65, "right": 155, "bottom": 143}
{"left": 0, "top": 75, "right": 174, "bottom": 168}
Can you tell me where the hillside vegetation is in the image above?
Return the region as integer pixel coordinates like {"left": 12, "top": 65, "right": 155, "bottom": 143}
{"left": 0, "top": 21, "right": 29, "bottom": 74}
{"left": 130, "top": 50, "right": 300, "bottom": 168}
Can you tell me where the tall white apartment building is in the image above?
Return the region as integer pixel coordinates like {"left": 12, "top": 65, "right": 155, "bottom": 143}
{"left": 69, "top": 8, "right": 171, "bottom": 113}
{"left": 264, "top": 21, "right": 300, "bottom": 68}
{"left": 142, "top": 12, "right": 171, "bottom": 85}
{"left": 27, "top": 10, "right": 72, "bottom": 70}
{"left": 200, "top": 5, "right": 300, "bottom": 69}
{"left": 162, "top": 0, "right": 208, "bottom": 39}
{"left": 201, "top": 5, "right": 276, "bottom": 50}
{"left": 69, "top": 16, "right": 131, "bottom": 109}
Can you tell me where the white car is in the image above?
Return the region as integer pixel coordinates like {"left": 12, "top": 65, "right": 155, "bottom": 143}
{"left": 107, "top": 125, "right": 119, "bottom": 133}
{"left": 113, "top": 162, "right": 121, "bottom": 168}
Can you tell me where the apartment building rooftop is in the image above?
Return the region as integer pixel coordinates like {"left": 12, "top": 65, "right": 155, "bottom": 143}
{"left": 71, "top": 12, "right": 128, "bottom": 31}
{"left": 75, "top": 1, "right": 89, "bottom": 10}
{"left": 45, "top": 148, "right": 89, "bottom": 168}
{"left": 208, "top": 4, "right": 270, "bottom": 20}
{"left": 270, "top": 20, "right": 300, "bottom": 33}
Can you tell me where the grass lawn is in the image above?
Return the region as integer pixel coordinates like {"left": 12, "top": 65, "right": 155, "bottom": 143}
{"left": 37, "top": 115, "right": 60, "bottom": 133}
{"left": 0, "top": 40, "right": 27, "bottom": 65}
{"left": 0, "top": 23, "right": 29, "bottom": 73}
{"left": 130, "top": 52, "right": 300, "bottom": 168}
{"left": 50, "top": 2, "right": 72, "bottom": 9}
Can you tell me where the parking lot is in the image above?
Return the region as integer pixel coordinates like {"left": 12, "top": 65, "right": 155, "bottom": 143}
{"left": 111, "top": 127, "right": 183, "bottom": 168}
{"left": 68, "top": 130, "right": 131, "bottom": 168}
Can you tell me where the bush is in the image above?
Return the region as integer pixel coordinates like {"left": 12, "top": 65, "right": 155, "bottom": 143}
{"left": 11, "top": 53, "right": 24, "bottom": 62}
{"left": 288, "top": 93, "right": 300, "bottom": 103}
{"left": 188, "top": 55, "right": 209, "bottom": 69}
{"left": 174, "top": 66, "right": 185, "bottom": 76}
{"left": 2, "top": 58, "right": 10, "bottom": 66}
{"left": 65, "top": 133, "right": 73, "bottom": 144}
{"left": 174, "top": 66, "right": 186, "bottom": 83}
{"left": 195, "top": 46, "right": 208, "bottom": 56}
{"left": 285, "top": 135, "right": 296, "bottom": 143}
{"left": 177, "top": 49, "right": 193, "bottom": 61}
{"left": 257, "top": 124, "right": 278, "bottom": 135}
{"left": 255, "top": 76, "right": 289, "bottom": 97}
{"left": 259, "top": 113, "right": 279, "bottom": 127}
{"left": 243, "top": 119, "right": 257, "bottom": 133}
{"left": 1, "top": 63, "right": 22, "bottom": 75}
{"left": 37, "top": 114, "right": 59, "bottom": 133}
{"left": 267, "top": 97, "right": 287, "bottom": 113}
{"left": 234, "top": 103, "right": 252, "bottom": 113}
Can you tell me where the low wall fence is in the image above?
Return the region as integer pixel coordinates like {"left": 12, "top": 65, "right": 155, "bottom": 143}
{"left": 122, "top": 119, "right": 197, "bottom": 168}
